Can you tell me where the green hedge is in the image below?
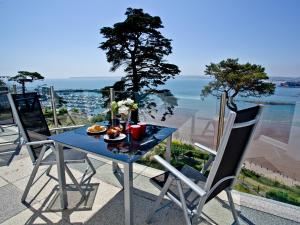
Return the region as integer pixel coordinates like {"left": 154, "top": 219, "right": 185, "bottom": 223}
{"left": 266, "top": 190, "right": 300, "bottom": 206}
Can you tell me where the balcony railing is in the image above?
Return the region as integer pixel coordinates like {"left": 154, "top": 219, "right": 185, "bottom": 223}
{"left": 2, "top": 83, "right": 300, "bottom": 210}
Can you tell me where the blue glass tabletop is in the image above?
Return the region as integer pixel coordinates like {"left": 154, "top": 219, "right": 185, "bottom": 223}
{"left": 49, "top": 122, "right": 176, "bottom": 163}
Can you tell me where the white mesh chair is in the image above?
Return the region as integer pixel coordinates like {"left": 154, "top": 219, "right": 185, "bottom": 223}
{"left": 8, "top": 92, "right": 96, "bottom": 202}
{"left": 147, "top": 105, "right": 263, "bottom": 225}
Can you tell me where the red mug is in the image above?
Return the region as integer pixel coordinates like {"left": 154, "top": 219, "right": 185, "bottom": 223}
{"left": 137, "top": 122, "right": 146, "bottom": 136}
{"left": 130, "top": 125, "right": 141, "bottom": 140}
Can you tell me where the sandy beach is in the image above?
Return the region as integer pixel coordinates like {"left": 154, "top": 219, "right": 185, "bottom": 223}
{"left": 147, "top": 106, "right": 300, "bottom": 184}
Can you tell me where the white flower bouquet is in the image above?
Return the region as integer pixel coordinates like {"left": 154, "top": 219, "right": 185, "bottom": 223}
{"left": 111, "top": 98, "right": 138, "bottom": 121}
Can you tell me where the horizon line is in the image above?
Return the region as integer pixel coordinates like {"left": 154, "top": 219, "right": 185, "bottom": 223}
{"left": 50, "top": 74, "right": 300, "bottom": 79}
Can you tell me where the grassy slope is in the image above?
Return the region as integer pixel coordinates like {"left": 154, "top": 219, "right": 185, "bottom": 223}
{"left": 139, "top": 141, "right": 300, "bottom": 207}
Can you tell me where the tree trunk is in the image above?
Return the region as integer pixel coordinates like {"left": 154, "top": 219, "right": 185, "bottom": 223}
{"left": 130, "top": 93, "right": 139, "bottom": 124}
{"left": 21, "top": 81, "right": 26, "bottom": 94}
{"left": 131, "top": 55, "right": 140, "bottom": 124}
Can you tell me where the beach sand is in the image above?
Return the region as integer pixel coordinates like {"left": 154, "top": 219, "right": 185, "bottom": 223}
{"left": 147, "top": 106, "right": 300, "bottom": 183}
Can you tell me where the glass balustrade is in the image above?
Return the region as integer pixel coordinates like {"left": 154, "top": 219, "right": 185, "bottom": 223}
{"left": 3, "top": 82, "right": 300, "bottom": 207}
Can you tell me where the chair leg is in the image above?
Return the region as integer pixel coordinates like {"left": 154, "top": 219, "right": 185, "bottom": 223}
{"left": 176, "top": 180, "right": 192, "bottom": 225}
{"left": 65, "top": 164, "right": 86, "bottom": 198}
{"left": 226, "top": 189, "right": 240, "bottom": 225}
{"left": 80, "top": 157, "right": 96, "bottom": 184}
{"left": 86, "top": 157, "right": 96, "bottom": 175}
{"left": 46, "top": 165, "right": 52, "bottom": 176}
{"left": 146, "top": 175, "right": 174, "bottom": 223}
{"left": 21, "top": 146, "right": 47, "bottom": 203}
{"left": 112, "top": 162, "right": 120, "bottom": 174}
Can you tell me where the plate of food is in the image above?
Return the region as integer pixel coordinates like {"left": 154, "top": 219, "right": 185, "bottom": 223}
{"left": 87, "top": 124, "right": 107, "bottom": 134}
{"left": 104, "top": 127, "right": 126, "bottom": 142}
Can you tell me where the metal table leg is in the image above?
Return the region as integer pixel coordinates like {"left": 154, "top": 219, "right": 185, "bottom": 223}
{"left": 124, "top": 163, "right": 133, "bottom": 225}
{"left": 112, "top": 161, "right": 119, "bottom": 173}
{"left": 53, "top": 143, "right": 68, "bottom": 209}
{"left": 165, "top": 135, "right": 172, "bottom": 162}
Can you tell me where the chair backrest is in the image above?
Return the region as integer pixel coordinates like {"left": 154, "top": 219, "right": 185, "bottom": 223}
{"left": 0, "top": 88, "right": 14, "bottom": 125}
{"left": 204, "top": 105, "right": 262, "bottom": 203}
{"left": 7, "top": 92, "right": 51, "bottom": 162}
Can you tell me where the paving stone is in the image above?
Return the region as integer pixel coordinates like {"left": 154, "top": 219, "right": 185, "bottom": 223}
{"left": 138, "top": 165, "right": 164, "bottom": 178}
{"left": 49, "top": 178, "right": 121, "bottom": 224}
{"left": 4, "top": 176, "right": 120, "bottom": 225}
{"left": 83, "top": 189, "right": 210, "bottom": 225}
{"left": 13, "top": 166, "right": 86, "bottom": 203}
{"left": 81, "top": 156, "right": 149, "bottom": 175}
{"left": 0, "top": 201, "right": 72, "bottom": 225}
{"left": 88, "top": 154, "right": 112, "bottom": 164}
{"left": 201, "top": 197, "right": 237, "bottom": 225}
{"left": 240, "top": 206, "right": 300, "bottom": 225}
{"left": 133, "top": 174, "right": 161, "bottom": 197}
{"left": 93, "top": 163, "right": 139, "bottom": 188}
{"left": 9, "top": 145, "right": 31, "bottom": 161}
{"left": 0, "top": 184, "right": 28, "bottom": 224}
{"left": 238, "top": 191, "right": 300, "bottom": 223}
{"left": 132, "top": 163, "right": 148, "bottom": 174}
{"left": 0, "top": 157, "right": 46, "bottom": 183}
{"left": 0, "top": 177, "right": 7, "bottom": 188}
{"left": 68, "top": 156, "right": 105, "bottom": 173}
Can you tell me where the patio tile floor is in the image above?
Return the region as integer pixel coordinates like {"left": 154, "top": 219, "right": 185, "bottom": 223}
{"left": 0, "top": 145, "right": 299, "bottom": 225}
{"left": 0, "top": 184, "right": 29, "bottom": 224}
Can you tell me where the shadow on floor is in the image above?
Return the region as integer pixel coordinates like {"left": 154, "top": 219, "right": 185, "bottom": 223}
{"left": 22, "top": 181, "right": 99, "bottom": 225}
{"left": 83, "top": 188, "right": 243, "bottom": 225}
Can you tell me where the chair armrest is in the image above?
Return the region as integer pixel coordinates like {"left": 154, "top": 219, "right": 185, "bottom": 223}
{"left": 50, "top": 125, "right": 84, "bottom": 131}
{"left": 194, "top": 142, "right": 217, "bottom": 155}
{"left": 154, "top": 155, "right": 206, "bottom": 197}
{"left": 26, "top": 140, "right": 55, "bottom": 146}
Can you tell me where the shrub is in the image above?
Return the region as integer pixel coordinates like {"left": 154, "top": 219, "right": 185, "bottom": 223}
{"left": 191, "top": 151, "right": 210, "bottom": 160}
{"left": 137, "top": 143, "right": 166, "bottom": 170}
{"left": 266, "top": 190, "right": 300, "bottom": 206}
{"left": 171, "top": 140, "right": 209, "bottom": 160}
{"left": 241, "top": 168, "right": 261, "bottom": 179}
{"left": 58, "top": 108, "right": 68, "bottom": 115}
{"left": 137, "top": 140, "right": 209, "bottom": 173}
{"left": 171, "top": 142, "right": 187, "bottom": 158}
{"left": 71, "top": 108, "right": 79, "bottom": 113}
{"left": 90, "top": 114, "right": 105, "bottom": 123}
{"left": 43, "top": 108, "right": 53, "bottom": 118}
{"left": 234, "top": 184, "right": 253, "bottom": 194}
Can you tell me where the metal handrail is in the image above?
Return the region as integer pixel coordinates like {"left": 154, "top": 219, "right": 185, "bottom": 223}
{"left": 216, "top": 92, "right": 226, "bottom": 148}
{"left": 50, "top": 86, "right": 59, "bottom": 132}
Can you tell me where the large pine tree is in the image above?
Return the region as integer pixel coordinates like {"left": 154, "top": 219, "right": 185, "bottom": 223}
{"left": 99, "top": 8, "right": 180, "bottom": 122}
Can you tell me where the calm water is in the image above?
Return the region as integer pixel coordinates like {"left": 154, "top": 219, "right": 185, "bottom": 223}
{"left": 25, "top": 76, "right": 300, "bottom": 124}
{"left": 27, "top": 76, "right": 300, "bottom": 101}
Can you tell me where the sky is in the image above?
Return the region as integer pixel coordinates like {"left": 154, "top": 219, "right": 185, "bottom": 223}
{"left": 1, "top": 0, "right": 300, "bottom": 78}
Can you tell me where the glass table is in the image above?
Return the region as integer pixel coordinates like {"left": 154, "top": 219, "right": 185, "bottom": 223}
{"left": 49, "top": 122, "right": 176, "bottom": 225}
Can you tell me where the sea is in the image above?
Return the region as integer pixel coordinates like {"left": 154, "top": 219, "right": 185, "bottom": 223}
{"left": 25, "top": 76, "right": 300, "bottom": 125}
